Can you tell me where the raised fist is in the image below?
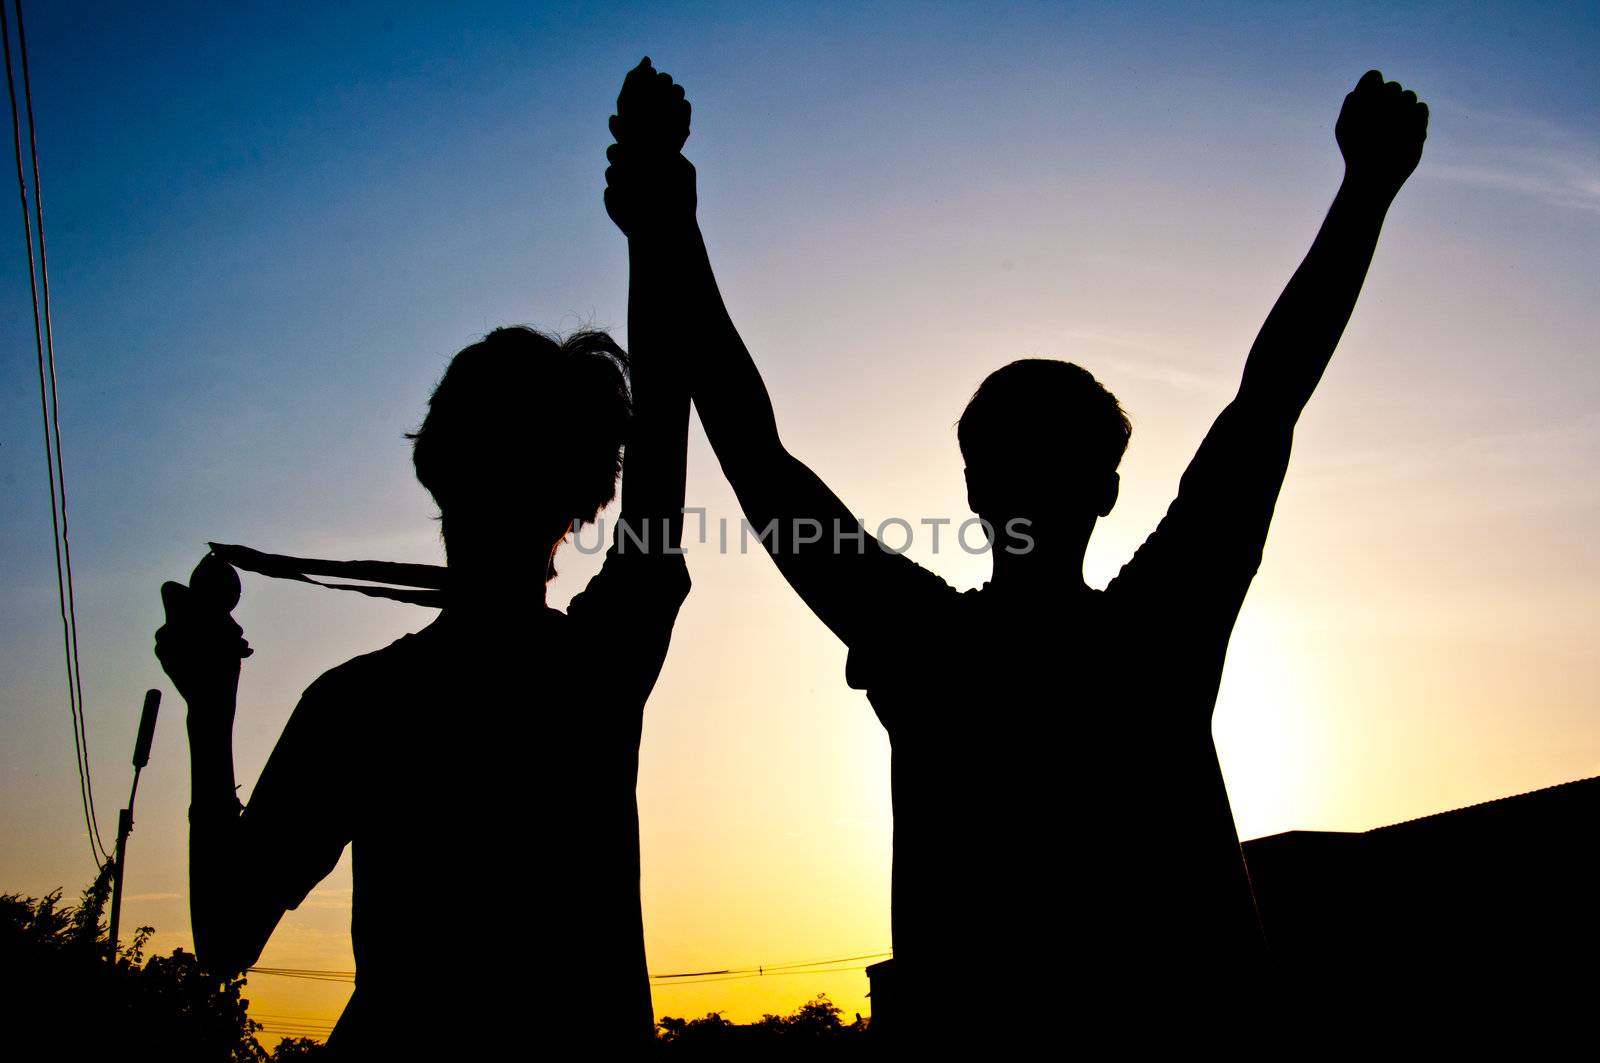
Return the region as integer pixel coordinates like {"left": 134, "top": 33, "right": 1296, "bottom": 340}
{"left": 1337, "top": 70, "right": 1428, "bottom": 198}
{"left": 610, "top": 56, "right": 690, "bottom": 155}
{"left": 605, "top": 58, "right": 697, "bottom": 236}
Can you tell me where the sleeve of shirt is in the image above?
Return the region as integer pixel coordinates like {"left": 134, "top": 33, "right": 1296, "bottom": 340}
{"left": 238, "top": 669, "right": 357, "bottom": 914}
{"left": 1107, "top": 403, "right": 1294, "bottom": 639}
{"left": 842, "top": 549, "right": 961, "bottom": 694}
{"left": 565, "top": 541, "right": 693, "bottom": 707}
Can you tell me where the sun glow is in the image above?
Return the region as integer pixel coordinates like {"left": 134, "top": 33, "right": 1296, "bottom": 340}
{"left": 1212, "top": 606, "right": 1331, "bottom": 842}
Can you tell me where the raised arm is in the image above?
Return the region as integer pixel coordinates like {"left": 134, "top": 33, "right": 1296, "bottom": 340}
{"left": 608, "top": 65, "right": 690, "bottom": 557}
{"left": 1235, "top": 70, "right": 1427, "bottom": 423}
{"left": 157, "top": 556, "right": 362, "bottom": 979}
{"left": 156, "top": 560, "right": 292, "bottom": 975}
{"left": 1113, "top": 72, "right": 1427, "bottom": 603}
{"left": 604, "top": 60, "right": 942, "bottom": 645}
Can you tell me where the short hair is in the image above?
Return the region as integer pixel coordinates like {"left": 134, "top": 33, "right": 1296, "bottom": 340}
{"left": 408, "top": 327, "right": 630, "bottom": 535}
{"left": 958, "top": 359, "right": 1131, "bottom": 479}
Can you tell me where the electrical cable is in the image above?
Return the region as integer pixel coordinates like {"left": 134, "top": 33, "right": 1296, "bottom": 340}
{"left": 0, "top": 0, "right": 104, "bottom": 868}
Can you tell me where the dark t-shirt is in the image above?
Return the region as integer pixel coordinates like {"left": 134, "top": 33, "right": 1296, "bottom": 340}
{"left": 844, "top": 405, "right": 1292, "bottom": 1020}
{"left": 238, "top": 546, "right": 690, "bottom": 1053}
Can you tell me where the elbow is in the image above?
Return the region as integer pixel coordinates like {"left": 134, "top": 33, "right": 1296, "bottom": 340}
{"left": 716, "top": 436, "right": 792, "bottom": 487}
{"left": 193, "top": 923, "right": 259, "bottom": 979}
{"left": 189, "top": 873, "right": 273, "bottom": 977}
{"left": 1222, "top": 393, "right": 1300, "bottom": 437}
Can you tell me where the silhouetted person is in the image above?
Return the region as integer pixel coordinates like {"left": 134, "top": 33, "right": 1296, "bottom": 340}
{"left": 156, "top": 114, "right": 692, "bottom": 1056}
{"left": 607, "top": 64, "right": 1427, "bottom": 1042}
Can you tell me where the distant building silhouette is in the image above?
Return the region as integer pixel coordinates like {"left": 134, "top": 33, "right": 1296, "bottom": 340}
{"left": 867, "top": 776, "right": 1599, "bottom": 1034}
{"left": 862, "top": 960, "right": 897, "bottom": 1042}
{"left": 1243, "top": 775, "right": 1600, "bottom": 980}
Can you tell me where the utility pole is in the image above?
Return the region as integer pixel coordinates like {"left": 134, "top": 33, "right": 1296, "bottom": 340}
{"left": 108, "top": 688, "right": 160, "bottom": 959}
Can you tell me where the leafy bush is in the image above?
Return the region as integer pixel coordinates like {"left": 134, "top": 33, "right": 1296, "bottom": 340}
{"left": 657, "top": 993, "right": 870, "bottom": 1053}
{"left": 0, "top": 865, "right": 306, "bottom": 1061}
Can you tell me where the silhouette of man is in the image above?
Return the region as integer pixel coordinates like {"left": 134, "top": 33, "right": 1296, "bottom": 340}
{"left": 156, "top": 70, "right": 692, "bottom": 1051}
{"left": 607, "top": 64, "right": 1426, "bottom": 1040}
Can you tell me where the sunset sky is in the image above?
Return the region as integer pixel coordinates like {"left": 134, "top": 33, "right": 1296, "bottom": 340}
{"left": 1, "top": 0, "right": 1596, "bottom": 1041}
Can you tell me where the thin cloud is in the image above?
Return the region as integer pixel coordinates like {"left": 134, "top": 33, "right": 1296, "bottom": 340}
{"left": 1430, "top": 158, "right": 1600, "bottom": 214}
{"left": 1296, "top": 411, "right": 1600, "bottom": 500}
{"left": 1427, "top": 102, "right": 1600, "bottom": 214}
{"left": 300, "top": 886, "right": 354, "bottom": 910}
{"left": 1054, "top": 327, "right": 1232, "bottom": 395}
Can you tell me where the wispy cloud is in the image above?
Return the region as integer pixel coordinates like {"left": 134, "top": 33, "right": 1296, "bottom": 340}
{"left": 300, "top": 886, "right": 354, "bottom": 910}
{"left": 300, "top": 883, "right": 353, "bottom": 909}
{"left": 1453, "top": 410, "right": 1600, "bottom": 469}
{"left": 1427, "top": 103, "right": 1600, "bottom": 213}
{"left": 1430, "top": 156, "right": 1600, "bottom": 214}
{"left": 124, "top": 892, "right": 182, "bottom": 902}
{"left": 1054, "top": 327, "right": 1233, "bottom": 395}
{"left": 1297, "top": 411, "right": 1600, "bottom": 501}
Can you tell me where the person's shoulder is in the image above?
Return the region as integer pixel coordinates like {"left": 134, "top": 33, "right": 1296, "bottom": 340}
{"left": 879, "top": 550, "right": 960, "bottom": 606}
{"left": 568, "top": 545, "right": 691, "bottom": 619}
{"left": 859, "top": 560, "right": 964, "bottom": 637}
{"left": 1101, "top": 559, "right": 1150, "bottom": 603}
{"left": 612, "top": 544, "right": 691, "bottom": 592}
{"left": 842, "top": 570, "right": 966, "bottom": 691}
{"left": 298, "top": 629, "right": 431, "bottom": 704}
{"left": 598, "top": 543, "right": 691, "bottom": 581}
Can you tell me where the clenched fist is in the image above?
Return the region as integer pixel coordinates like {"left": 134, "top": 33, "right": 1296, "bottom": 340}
{"left": 610, "top": 56, "right": 689, "bottom": 155}
{"left": 605, "top": 57, "right": 697, "bottom": 236}
{"left": 1337, "top": 70, "right": 1428, "bottom": 199}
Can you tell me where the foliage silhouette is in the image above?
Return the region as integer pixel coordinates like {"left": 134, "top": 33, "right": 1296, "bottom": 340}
{"left": 265, "top": 1037, "right": 328, "bottom": 1059}
{"left": 0, "top": 871, "right": 296, "bottom": 1062}
{"left": 656, "top": 993, "right": 869, "bottom": 1053}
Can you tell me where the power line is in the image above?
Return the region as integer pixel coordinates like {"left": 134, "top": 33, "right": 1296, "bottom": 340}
{"left": 243, "top": 950, "right": 888, "bottom": 1039}
{"left": 252, "top": 1013, "right": 339, "bottom": 1034}
{"left": 1, "top": 0, "right": 104, "bottom": 867}
{"left": 248, "top": 948, "right": 892, "bottom": 987}
{"left": 15, "top": 0, "right": 101, "bottom": 864}
{"left": 252, "top": 1014, "right": 340, "bottom": 1023}
{"left": 651, "top": 963, "right": 875, "bottom": 988}
{"left": 653, "top": 949, "right": 891, "bottom": 980}
{"left": 742, "top": 950, "right": 891, "bottom": 975}
{"left": 249, "top": 967, "right": 355, "bottom": 983}
{"left": 255, "top": 1023, "right": 341, "bottom": 1039}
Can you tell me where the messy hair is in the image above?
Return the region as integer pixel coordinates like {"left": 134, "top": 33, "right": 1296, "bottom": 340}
{"left": 408, "top": 327, "right": 631, "bottom": 539}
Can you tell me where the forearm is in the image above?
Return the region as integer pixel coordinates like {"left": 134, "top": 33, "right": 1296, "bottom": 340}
{"left": 186, "top": 703, "right": 267, "bottom": 974}
{"left": 1237, "top": 176, "right": 1393, "bottom": 417}
{"left": 188, "top": 824, "right": 254, "bottom": 974}
{"left": 628, "top": 217, "right": 894, "bottom": 642}
{"left": 632, "top": 221, "right": 787, "bottom": 478}
{"left": 619, "top": 231, "right": 692, "bottom": 550}
{"left": 187, "top": 701, "right": 239, "bottom": 812}
{"left": 604, "top": 58, "right": 913, "bottom": 643}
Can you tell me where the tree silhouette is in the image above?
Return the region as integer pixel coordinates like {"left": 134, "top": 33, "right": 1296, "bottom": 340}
{"left": 1, "top": 872, "right": 272, "bottom": 1062}
{"left": 6, "top": 872, "right": 878, "bottom": 1057}
{"left": 266, "top": 1037, "right": 327, "bottom": 1059}
{"left": 656, "top": 993, "right": 870, "bottom": 1053}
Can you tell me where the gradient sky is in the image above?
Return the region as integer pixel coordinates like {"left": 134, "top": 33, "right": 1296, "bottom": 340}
{"left": 2, "top": 0, "right": 1596, "bottom": 1040}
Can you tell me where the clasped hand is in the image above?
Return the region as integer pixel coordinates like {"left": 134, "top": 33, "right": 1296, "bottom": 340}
{"left": 605, "top": 57, "right": 697, "bottom": 236}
